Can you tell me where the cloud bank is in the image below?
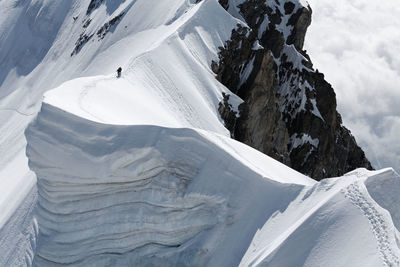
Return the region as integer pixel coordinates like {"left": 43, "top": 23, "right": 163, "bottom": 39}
{"left": 304, "top": 0, "right": 400, "bottom": 173}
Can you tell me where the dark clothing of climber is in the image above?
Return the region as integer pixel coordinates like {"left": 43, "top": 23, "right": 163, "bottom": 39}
{"left": 117, "top": 67, "right": 122, "bottom": 78}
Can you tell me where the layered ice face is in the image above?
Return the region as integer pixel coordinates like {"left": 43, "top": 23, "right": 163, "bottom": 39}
{"left": 25, "top": 102, "right": 311, "bottom": 266}
{"left": 25, "top": 101, "right": 400, "bottom": 266}
{"left": 1, "top": 0, "right": 400, "bottom": 266}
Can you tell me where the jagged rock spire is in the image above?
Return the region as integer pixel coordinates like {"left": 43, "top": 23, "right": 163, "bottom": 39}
{"left": 215, "top": 0, "right": 372, "bottom": 179}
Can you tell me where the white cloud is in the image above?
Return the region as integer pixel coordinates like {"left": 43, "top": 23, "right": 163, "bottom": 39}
{"left": 304, "top": 0, "right": 400, "bottom": 173}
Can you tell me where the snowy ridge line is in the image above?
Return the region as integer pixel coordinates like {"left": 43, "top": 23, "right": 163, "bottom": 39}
{"left": 5, "top": 0, "right": 397, "bottom": 265}
{"left": 26, "top": 100, "right": 312, "bottom": 265}
{"left": 364, "top": 168, "right": 400, "bottom": 236}
{"left": 342, "top": 181, "right": 400, "bottom": 266}
{"left": 43, "top": 0, "right": 243, "bottom": 132}
{"left": 116, "top": 0, "right": 246, "bottom": 110}
{"left": 240, "top": 177, "right": 354, "bottom": 267}
{"left": 122, "top": 2, "right": 202, "bottom": 73}
{"left": 239, "top": 168, "right": 400, "bottom": 266}
{"left": 119, "top": 0, "right": 244, "bottom": 79}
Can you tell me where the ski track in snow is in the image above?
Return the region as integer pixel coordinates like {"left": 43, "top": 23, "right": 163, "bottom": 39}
{"left": 127, "top": 54, "right": 201, "bottom": 127}
{"left": 342, "top": 181, "right": 400, "bottom": 267}
{"left": 242, "top": 180, "right": 346, "bottom": 267}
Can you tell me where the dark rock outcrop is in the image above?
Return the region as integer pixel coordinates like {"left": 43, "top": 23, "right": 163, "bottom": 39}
{"left": 86, "top": 0, "right": 105, "bottom": 15}
{"left": 216, "top": 0, "right": 372, "bottom": 180}
{"left": 240, "top": 51, "right": 291, "bottom": 165}
{"left": 71, "top": 32, "right": 94, "bottom": 56}
{"left": 71, "top": 3, "right": 127, "bottom": 56}
{"left": 218, "top": 0, "right": 229, "bottom": 10}
{"left": 97, "top": 12, "right": 125, "bottom": 39}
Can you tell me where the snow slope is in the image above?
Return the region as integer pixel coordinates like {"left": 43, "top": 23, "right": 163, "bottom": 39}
{"left": 22, "top": 1, "right": 315, "bottom": 264}
{"left": 0, "top": 0, "right": 240, "bottom": 239}
{"left": 0, "top": 0, "right": 244, "bottom": 264}
{"left": 25, "top": 101, "right": 400, "bottom": 266}
{"left": 240, "top": 168, "right": 400, "bottom": 267}
{"left": 26, "top": 102, "right": 313, "bottom": 266}
{"left": 1, "top": 0, "right": 400, "bottom": 266}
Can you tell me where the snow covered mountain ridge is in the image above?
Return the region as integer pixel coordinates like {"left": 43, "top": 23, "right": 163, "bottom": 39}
{"left": 0, "top": 0, "right": 398, "bottom": 266}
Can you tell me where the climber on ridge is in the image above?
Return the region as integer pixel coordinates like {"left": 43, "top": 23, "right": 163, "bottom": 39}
{"left": 117, "top": 67, "right": 122, "bottom": 78}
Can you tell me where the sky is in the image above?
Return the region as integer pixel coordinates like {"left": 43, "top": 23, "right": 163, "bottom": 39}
{"left": 304, "top": 0, "right": 400, "bottom": 174}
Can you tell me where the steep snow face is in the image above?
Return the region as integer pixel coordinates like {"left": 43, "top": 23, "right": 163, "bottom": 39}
{"left": 43, "top": 0, "right": 243, "bottom": 132}
{"left": 26, "top": 101, "right": 400, "bottom": 266}
{"left": 0, "top": 0, "right": 243, "bottom": 205}
{"left": 0, "top": 0, "right": 73, "bottom": 96}
{"left": 0, "top": 0, "right": 74, "bottom": 232}
{"left": 0, "top": 0, "right": 237, "bottom": 172}
{"left": 0, "top": 187, "right": 38, "bottom": 267}
{"left": 240, "top": 168, "right": 400, "bottom": 267}
{"left": 0, "top": 0, "right": 246, "bottom": 264}
{"left": 0, "top": 0, "right": 241, "bottom": 259}
{"left": 26, "top": 103, "right": 312, "bottom": 266}
{"left": 2, "top": 0, "right": 400, "bottom": 266}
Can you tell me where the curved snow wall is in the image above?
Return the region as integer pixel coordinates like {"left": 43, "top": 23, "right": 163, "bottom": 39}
{"left": 26, "top": 103, "right": 307, "bottom": 266}
{"left": 26, "top": 104, "right": 224, "bottom": 266}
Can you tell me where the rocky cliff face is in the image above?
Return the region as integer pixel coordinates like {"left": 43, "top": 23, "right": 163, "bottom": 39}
{"left": 215, "top": 0, "right": 372, "bottom": 180}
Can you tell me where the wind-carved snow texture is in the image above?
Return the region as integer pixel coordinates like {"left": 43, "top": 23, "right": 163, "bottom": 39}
{"left": 25, "top": 98, "right": 314, "bottom": 266}
{"left": 1, "top": 0, "right": 399, "bottom": 265}
{"left": 0, "top": 187, "right": 38, "bottom": 266}
{"left": 342, "top": 181, "right": 400, "bottom": 267}
{"left": 26, "top": 107, "right": 226, "bottom": 266}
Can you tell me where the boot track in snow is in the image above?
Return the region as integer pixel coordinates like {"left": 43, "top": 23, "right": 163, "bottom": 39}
{"left": 342, "top": 181, "right": 400, "bottom": 267}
